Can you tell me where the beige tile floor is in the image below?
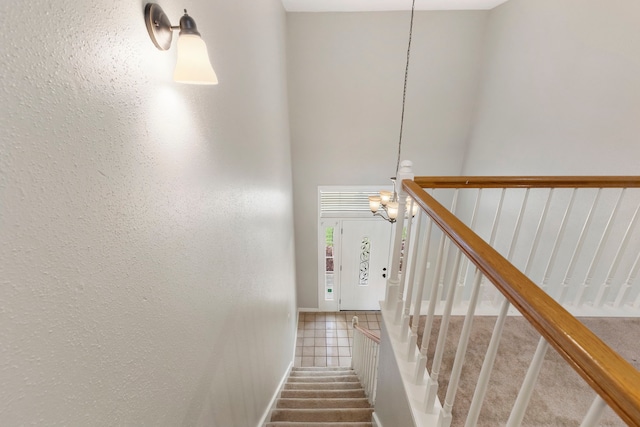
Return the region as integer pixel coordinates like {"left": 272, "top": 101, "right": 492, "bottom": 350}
{"left": 295, "top": 311, "right": 382, "bottom": 368}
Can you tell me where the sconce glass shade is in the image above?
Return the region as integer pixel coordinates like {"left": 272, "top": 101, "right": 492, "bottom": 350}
{"left": 173, "top": 34, "right": 218, "bottom": 85}
{"left": 369, "top": 196, "right": 381, "bottom": 213}
{"left": 379, "top": 191, "right": 392, "bottom": 206}
{"left": 387, "top": 202, "right": 399, "bottom": 220}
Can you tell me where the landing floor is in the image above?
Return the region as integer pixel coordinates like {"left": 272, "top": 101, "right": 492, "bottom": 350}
{"left": 294, "top": 311, "right": 382, "bottom": 368}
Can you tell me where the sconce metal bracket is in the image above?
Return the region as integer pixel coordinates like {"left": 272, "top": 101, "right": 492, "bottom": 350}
{"left": 145, "top": 3, "right": 173, "bottom": 51}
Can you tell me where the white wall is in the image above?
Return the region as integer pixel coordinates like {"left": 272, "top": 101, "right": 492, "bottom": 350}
{"left": 287, "top": 11, "right": 489, "bottom": 308}
{"left": 0, "top": 0, "right": 296, "bottom": 426}
{"left": 463, "top": 0, "right": 640, "bottom": 175}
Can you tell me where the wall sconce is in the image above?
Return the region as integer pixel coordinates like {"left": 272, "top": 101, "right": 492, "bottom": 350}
{"left": 144, "top": 3, "right": 218, "bottom": 85}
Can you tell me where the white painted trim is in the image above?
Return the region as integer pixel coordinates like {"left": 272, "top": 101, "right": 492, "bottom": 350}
{"left": 257, "top": 360, "right": 293, "bottom": 427}
{"left": 380, "top": 304, "right": 441, "bottom": 427}
{"left": 372, "top": 411, "right": 383, "bottom": 427}
{"left": 298, "top": 307, "right": 320, "bottom": 312}
{"left": 317, "top": 185, "right": 392, "bottom": 312}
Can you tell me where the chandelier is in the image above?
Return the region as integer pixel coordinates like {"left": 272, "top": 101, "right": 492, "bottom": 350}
{"left": 368, "top": 0, "right": 418, "bottom": 224}
{"left": 369, "top": 180, "right": 418, "bottom": 223}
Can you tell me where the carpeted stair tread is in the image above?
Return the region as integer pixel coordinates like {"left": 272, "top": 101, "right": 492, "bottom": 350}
{"left": 268, "top": 367, "right": 374, "bottom": 425}
{"left": 270, "top": 408, "right": 374, "bottom": 423}
{"left": 276, "top": 398, "right": 371, "bottom": 409}
{"left": 291, "top": 367, "right": 353, "bottom": 371}
{"left": 284, "top": 381, "right": 363, "bottom": 390}
{"left": 280, "top": 389, "right": 367, "bottom": 398}
{"left": 265, "top": 423, "right": 372, "bottom": 427}
{"left": 287, "top": 375, "right": 360, "bottom": 383}
{"left": 289, "top": 370, "right": 358, "bottom": 377}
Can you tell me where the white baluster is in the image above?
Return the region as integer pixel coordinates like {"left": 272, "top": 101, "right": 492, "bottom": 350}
{"left": 614, "top": 249, "right": 640, "bottom": 307}
{"left": 352, "top": 316, "right": 360, "bottom": 372}
{"left": 524, "top": 188, "right": 554, "bottom": 276}
{"left": 433, "top": 190, "right": 459, "bottom": 309}
{"left": 488, "top": 189, "right": 507, "bottom": 247}
{"left": 364, "top": 338, "right": 371, "bottom": 393}
{"left": 506, "top": 338, "right": 550, "bottom": 427}
{"left": 352, "top": 336, "right": 356, "bottom": 371}
{"left": 437, "top": 269, "right": 483, "bottom": 427}
{"left": 541, "top": 189, "right": 577, "bottom": 292}
{"left": 387, "top": 194, "right": 407, "bottom": 309}
{"left": 508, "top": 188, "right": 530, "bottom": 262}
{"left": 414, "top": 229, "right": 447, "bottom": 384}
{"left": 454, "top": 189, "right": 483, "bottom": 308}
{"left": 408, "top": 219, "right": 433, "bottom": 362}
{"left": 424, "top": 249, "right": 463, "bottom": 412}
{"left": 396, "top": 199, "right": 416, "bottom": 323}
{"left": 593, "top": 200, "right": 640, "bottom": 307}
{"left": 371, "top": 342, "right": 379, "bottom": 402}
{"left": 489, "top": 188, "right": 530, "bottom": 307}
{"left": 401, "top": 212, "right": 424, "bottom": 341}
{"left": 558, "top": 189, "right": 602, "bottom": 304}
{"left": 579, "top": 395, "right": 607, "bottom": 427}
{"left": 476, "top": 188, "right": 506, "bottom": 307}
{"left": 465, "top": 297, "right": 510, "bottom": 427}
{"left": 574, "top": 188, "right": 626, "bottom": 307}
{"left": 414, "top": 191, "right": 459, "bottom": 383}
{"left": 386, "top": 161, "right": 414, "bottom": 309}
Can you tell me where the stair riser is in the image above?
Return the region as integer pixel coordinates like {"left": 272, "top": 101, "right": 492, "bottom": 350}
{"left": 284, "top": 382, "right": 362, "bottom": 390}
{"left": 287, "top": 376, "right": 360, "bottom": 383}
{"left": 276, "top": 398, "right": 371, "bottom": 409}
{"left": 270, "top": 408, "right": 374, "bottom": 423}
{"left": 292, "top": 367, "right": 353, "bottom": 371}
{"left": 289, "top": 370, "right": 356, "bottom": 376}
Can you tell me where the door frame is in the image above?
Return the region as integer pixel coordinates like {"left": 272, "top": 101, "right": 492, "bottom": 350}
{"left": 317, "top": 185, "right": 394, "bottom": 312}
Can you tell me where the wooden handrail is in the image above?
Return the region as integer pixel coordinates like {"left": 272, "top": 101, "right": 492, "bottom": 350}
{"left": 352, "top": 317, "right": 381, "bottom": 344}
{"left": 414, "top": 176, "right": 640, "bottom": 189}
{"left": 403, "top": 179, "right": 640, "bottom": 426}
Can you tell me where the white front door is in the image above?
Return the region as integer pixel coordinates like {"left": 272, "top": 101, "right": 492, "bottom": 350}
{"left": 339, "top": 220, "right": 392, "bottom": 310}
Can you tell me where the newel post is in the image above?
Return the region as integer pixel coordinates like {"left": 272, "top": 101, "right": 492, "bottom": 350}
{"left": 385, "top": 160, "right": 414, "bottom": 310}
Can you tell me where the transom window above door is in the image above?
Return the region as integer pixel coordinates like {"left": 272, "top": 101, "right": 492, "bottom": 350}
{"left": 319, "top": 186, "right": 393, "bottom": 219}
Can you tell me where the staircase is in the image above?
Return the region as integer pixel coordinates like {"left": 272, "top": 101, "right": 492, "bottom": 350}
{"left": 265, "top": 367, "right": 374, "bottom": 427}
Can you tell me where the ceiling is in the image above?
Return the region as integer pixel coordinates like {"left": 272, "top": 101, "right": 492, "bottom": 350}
{"left": 282, "top": 0, "right": 511, "bottom": 12}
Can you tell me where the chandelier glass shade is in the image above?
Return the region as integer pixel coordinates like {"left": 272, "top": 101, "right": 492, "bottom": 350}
{"left": 368, "top": 182, "right": 418, "bottom": 224}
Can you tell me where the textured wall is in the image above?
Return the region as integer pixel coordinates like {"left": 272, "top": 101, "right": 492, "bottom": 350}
{"left": 0, "top": 0, "right": 296, "bottom": 426}
{"left": 462, "top": 0, "right": 640, "bottom": 175}
{"left": 287, "top": 11, "right": 488, "bottom": 308}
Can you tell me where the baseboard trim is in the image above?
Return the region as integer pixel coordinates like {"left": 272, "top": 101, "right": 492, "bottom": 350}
{"left": 298, "top": 307, "right": 320, "bottom": 312}
{"left": 256, "top": 360, "right": 293, "bottom": 427}
{"left": 372, "top": 411, "right": 383, "bottom": 427}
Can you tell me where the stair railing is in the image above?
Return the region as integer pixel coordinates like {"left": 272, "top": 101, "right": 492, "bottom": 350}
{"left": 351, "top": 316, "right": 381, "bottom": 405}
{"left": 382, "top": 176, "right": 640, "bottom": 427}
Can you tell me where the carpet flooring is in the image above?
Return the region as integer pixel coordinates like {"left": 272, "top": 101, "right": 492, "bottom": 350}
{"left": 413, "top": 315, "right": 640, "bottom": 426}
{"left": 266, "top": 367, "right": 374, "bottom": 426}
